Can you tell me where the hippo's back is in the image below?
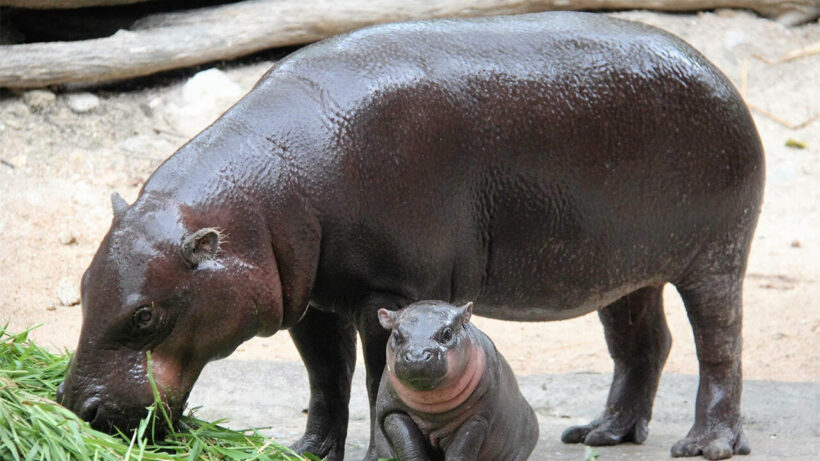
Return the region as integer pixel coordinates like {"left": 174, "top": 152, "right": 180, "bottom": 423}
{"left": 239, "top": 12, "right": 764, "bottom": 319}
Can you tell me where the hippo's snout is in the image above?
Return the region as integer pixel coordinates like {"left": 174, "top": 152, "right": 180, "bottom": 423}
{"left": 57, "top": 380, "right": 100, "bottom": 422}
{"left": 394, "top": 347, "right": 447, "bottom": 391}
{"left": 57, "top": 354, "right": 169, "bottom": 436}
{"left": 58, "top": 379, "right": 141, "bottom": 432}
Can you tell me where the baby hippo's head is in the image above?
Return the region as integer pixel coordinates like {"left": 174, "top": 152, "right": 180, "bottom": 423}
{"left": 378, "top": 301, "right": 474, "bottom": 391}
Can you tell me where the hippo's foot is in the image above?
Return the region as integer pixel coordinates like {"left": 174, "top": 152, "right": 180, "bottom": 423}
{"left": 671, "top": 424, "right": 750, "bottom": 460}
{"left": 291, "top": 431, "right": 345, "bottom": 461}
{"left": 561, "top": 412, "right": 649, "bottom": 446}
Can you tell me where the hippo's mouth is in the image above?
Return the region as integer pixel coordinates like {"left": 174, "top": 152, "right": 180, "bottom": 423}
{"left": 75, "top": 387, "right": 192, "bottom": 438}
{"left": 403, "top": 375, "right": 444, "bottom": 391}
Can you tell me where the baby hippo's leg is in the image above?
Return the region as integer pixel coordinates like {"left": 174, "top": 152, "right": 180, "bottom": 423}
{"left": 383, "top": 412, "right": 431, "bottom": 461}
{"left": 444, "top": 416, "right": 489, "bottom": 461}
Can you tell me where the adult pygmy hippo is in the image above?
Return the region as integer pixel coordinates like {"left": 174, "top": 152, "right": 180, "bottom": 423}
{"left": 375, "top": 301, "right": 538, "bottom": 461}
{"left": 57, "top": 11, "right": 763, "bottom": 461}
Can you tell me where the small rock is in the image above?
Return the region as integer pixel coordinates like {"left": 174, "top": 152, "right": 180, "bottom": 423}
{"left": 46, "top": 305, "right": 57, "bottom": 312}
{"left": 57, "top": 277, "right": 81, "bottom": 306}
{"left": 65, "top": 92, "right": 100, "bottom": 113}
{"left": 790, "top": 240, "right": 802, "bottom": 248}
{"left": 22, "top": 89, "right": 56, "bottom": 110}
{"left": 58, "top": 231, "right": 77, "bottom": 245}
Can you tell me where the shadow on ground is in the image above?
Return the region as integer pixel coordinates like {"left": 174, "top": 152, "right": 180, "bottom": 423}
{"left": 188, "top": 360, "right": 819, "bottom": 460}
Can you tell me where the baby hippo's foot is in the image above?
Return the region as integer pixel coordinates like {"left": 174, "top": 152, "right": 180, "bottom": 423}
{"left": 561, "top": 412, "right": 649, "bottom": 446}
{"left": 671, "top": 424, "right": 750, "bottom": 460}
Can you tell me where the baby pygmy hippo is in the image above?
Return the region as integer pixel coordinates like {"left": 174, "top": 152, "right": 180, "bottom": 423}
{"left": 375, "top": 300, "right": 538, "bottom": 460}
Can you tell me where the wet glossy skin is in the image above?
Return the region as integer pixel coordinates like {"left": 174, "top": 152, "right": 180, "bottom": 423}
{"left": 375, "top": 301, "right": 538, "bottom": 461}
{"left": 59, "top": 11, "right": 763, "bottom": 461}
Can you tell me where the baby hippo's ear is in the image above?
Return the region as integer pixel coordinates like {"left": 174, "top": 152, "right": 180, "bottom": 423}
{"left": 378, "top": 308, "right": 397, "bottom": 330}
{"left": 458, "top": 302, "right": 473, "bottom": 325}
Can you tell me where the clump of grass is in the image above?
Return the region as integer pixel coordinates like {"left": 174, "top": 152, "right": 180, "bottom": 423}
{"left": 0, "top": 325, "right": 315, "bottom": 461}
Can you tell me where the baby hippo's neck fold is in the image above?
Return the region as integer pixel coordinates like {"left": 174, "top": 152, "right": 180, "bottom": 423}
{"left": 390, "top": 342, "right": 487, "bottom": 414}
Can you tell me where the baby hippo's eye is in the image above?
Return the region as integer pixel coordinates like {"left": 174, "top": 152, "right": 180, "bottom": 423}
{"left": 392, "top": 330, "right": 404, "bottom": 344}
{"left": 439, "top": 327, "right": 454, "bottom": 344}
{"left": 132, "top": 305, "right": 156, "bottom": 330}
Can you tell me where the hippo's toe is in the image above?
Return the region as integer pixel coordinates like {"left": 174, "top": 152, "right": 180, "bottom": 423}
{"left": 561, "top": 414, "right": 649, "bottom": 446}
{"left": 291, "top": 430, "right": 345, "bottom": 461}
{"left": 671, "top": 427, "right": 750, "bottom": 460}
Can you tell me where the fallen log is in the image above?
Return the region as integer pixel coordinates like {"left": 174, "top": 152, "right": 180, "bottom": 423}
{"left": 0, "top": 0, "right": 817, "bottom": 89}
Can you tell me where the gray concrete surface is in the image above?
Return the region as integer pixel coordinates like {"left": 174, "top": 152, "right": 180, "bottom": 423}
{"left": 188, "top": 360, "right": 819, "bottom": 460}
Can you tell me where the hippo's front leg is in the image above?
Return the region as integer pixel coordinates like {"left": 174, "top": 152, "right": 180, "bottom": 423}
{"left": 444, "top": 416, "right": 489, "bottom": 461}
{"left": 382, "top": 412, "right": 432, "bottom": 461}
{"left": 354, "top": 293, "right": 411, "bottom": 461}
{"left": 289, "top": 306, "right": 357, "bottom": 461}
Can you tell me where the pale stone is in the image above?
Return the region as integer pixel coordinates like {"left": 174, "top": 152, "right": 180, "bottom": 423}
{"left": 57, "top": 277, "right": 81, "bottom": 306}
{"left": 58, "top": 231, "right": 77, "bottom": 245}
{"left": 65, "top": 92, "right": 100, "bottom": 113}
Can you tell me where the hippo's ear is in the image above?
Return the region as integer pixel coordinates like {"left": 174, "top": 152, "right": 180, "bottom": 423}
{"left": 182, "top": 228, "right": 222, "bottom": 267}
{"left": 377, "top": 308, "right": 397, "bottom": 330}
{"left": 111, "top": 191, "right": 129, "bottom": 218}
{"left": 457, "top": 302, "right": 473, "bottom": 325}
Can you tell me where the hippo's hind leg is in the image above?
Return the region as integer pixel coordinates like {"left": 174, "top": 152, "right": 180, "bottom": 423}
{"left": 562, "top": 285, "right": 671, "bottom": 446}
{"left": 289, "top": 306, "right": 357, "bottom": 461}
{"left": 671, "top": 264, "right": 751, "bottom": 459}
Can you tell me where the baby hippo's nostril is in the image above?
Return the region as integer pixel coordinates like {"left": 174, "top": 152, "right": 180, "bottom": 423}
{"left": 78, "top": 397, "right": 101, "bottom": 423}
{"left": 403, "top": 349, "right": 435, "bottom": 362}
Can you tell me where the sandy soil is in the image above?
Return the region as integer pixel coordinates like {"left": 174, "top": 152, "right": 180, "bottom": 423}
{"left": 0, "top": 10, "right": 817, "bottom": 383}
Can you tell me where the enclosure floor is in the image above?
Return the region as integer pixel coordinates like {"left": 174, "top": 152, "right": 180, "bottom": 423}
{"left": 189, "top": 359, "right": 820, "bottom": 461}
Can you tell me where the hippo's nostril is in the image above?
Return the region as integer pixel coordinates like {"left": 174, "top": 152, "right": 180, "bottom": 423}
{"left": 78, "top": 398, "right": 101, "bottom": 423}
{"left": 403, "top": 349, "right": 435, "bottom": 363}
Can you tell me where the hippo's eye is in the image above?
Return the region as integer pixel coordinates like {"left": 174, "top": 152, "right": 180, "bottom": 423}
{"left": 132, "top": 306, "right": 156, "bottom": 329}
{"left": 392, "top": 330, "right": 404, "bottom": 344}
{"left": 439, "top": 327, "right": 454, "bottom": 344}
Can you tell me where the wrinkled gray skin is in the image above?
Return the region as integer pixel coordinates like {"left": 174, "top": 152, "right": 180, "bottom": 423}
{"left": 58, "top": 12, "right": 763, "bottom": 461}
{"left": 375, "top": 301, "right": 538, "bottom": 461}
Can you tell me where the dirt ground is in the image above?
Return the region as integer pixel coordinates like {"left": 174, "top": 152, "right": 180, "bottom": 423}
{"left": 0, "top": 10, "right": 818, "bottom": 384}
